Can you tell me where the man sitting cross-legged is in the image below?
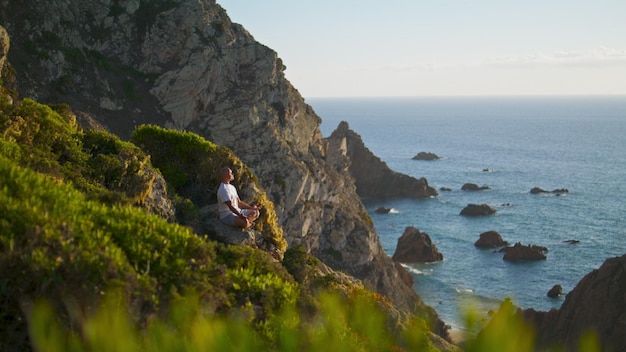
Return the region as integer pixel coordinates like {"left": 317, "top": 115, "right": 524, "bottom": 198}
{"left": 217, "top": 167, "right": 261, "bottom": 229}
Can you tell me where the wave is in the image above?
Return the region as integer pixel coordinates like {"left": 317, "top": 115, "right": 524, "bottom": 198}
{"left": 400, "top": 263, "right": 433, "bottom": 276}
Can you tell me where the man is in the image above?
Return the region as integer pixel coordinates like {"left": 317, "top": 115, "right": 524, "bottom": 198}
{"left": 217, "top": 167, "right": 261, "bottom": 229}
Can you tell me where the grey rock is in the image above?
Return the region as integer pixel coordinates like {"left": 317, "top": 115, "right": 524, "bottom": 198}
{"left": 392, "top": 227, "right": 443, "bottom": 263}
{"left": 460, "top": 204, "right": 496, "bottom": 216}
{"left": 412, "top": 152, "right": 441, "bottom": 160}
{"left": 474, "top": 231, "right": 508, "bottom": 248}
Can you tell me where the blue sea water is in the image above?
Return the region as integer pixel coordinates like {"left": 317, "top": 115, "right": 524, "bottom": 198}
{"left": 310, "top": 96, "right": 626, "bottom": 330}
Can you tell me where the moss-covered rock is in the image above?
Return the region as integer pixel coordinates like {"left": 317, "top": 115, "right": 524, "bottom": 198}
{"left": 0, "top": 97, "right": 175, "bottom": 219}
{"left": 132, "top": 124, "right": 287, "bottom": 252}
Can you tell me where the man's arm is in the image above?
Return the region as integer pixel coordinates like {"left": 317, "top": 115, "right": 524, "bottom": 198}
{"left": 238, "top": 198, "right": 261, "bottom": 210}
{"left": 225, "top": 200, "right": 246, "bottom": 218}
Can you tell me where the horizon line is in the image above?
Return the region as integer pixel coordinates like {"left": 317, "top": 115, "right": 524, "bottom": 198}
{"left": 305, "top": 93, "right": 626, "bottom": 100}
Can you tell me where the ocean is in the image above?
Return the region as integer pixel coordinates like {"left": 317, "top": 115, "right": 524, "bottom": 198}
{"left": 310, "top": 96, "right": 626, "bottom": 331}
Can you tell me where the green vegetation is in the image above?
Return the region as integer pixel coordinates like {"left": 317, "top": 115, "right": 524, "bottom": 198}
{"left": 0, "top": 98, "right": 157, "bottom": 206}
{"left": 0, "top": 156, "right": 299, "bottom": 350}
{"left": 132, "top": 124, "right": 287, "bottom": 251}
{"left": 27, "top": 288, "right": 434, "bottom": 352}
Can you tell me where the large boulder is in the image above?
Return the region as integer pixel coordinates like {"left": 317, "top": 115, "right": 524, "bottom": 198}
{"left": 392, "top": 227, "right": 443, "bottom": 263}
{"left": 200, "top": 205, "right": 283, "bottom": 261}
{"left": 474, "top": 231, "right": 508, "bottom": 248}
{"left": 523, "top": 254, "right": 626, "bottom": 352}
{"left": 501, "top": 242, "right": 547, "bottom": 261}
{"left": 460, "top": 204, "right": 496, "bottom": 216}
{"left": 547, "top": 284, "right": 563, "bottom": 298}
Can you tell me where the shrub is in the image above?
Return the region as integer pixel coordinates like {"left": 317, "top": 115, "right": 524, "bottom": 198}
{"left": 27, "top": 289, "right": 415, "bottom": 352}
{"left": 0, "top": 98, "right": 169, "bottom": 208}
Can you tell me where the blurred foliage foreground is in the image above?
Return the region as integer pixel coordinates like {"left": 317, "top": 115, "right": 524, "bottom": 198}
{"left": 0, "top": 92, "right": 602, "bottom": 351}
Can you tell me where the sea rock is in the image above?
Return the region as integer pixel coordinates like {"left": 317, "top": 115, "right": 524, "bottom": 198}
{"left": 563, "top": 239, "right": 580, "bottom": 244}
{"left": 530, "top": 187, "right": 569, "bottom": 195}
{"left": 461, "top": 183, "right": 490, "bottom": 191}
{"left": 375, "top": 207, "right": 392, "bottom": 214}
{"left": 327, "top": 122, "right": 438, "bottom": 199}
{"left": 439, "top": 187, "right": 452, "bottom": 192}
{"left": 392, "top": 227, "right": 443, "bottom": 263}
{"left": 460, "top": 204, "right": 496, "bottom": 216}
{"left": 412, "top": 151, "right": 441, "bottom": 160}
{"left": 501, "top": 242, "right": 547, "bottom": 261}
{"left": 474, "top": 231, "right": 508, "bottom": 248}
{"left": 523, "top": 254, "right": 626, "bottom": 351}
{"left": 530, "top": 187, "right": 547, "bottom": 194}
{"left": 547, "top": 284, "right": 562, "bottom": 298}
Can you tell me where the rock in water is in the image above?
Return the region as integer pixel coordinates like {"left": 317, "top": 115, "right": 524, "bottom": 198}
{"left": 412, "top": 152, "right": 441, "bottom": 160}
{"left": 475, "top": 230, "right": 508, "bottom": 248}
{"left": 327, "top": 122, "right": 438, "bottom": 198}
{"left": 501, "top": 242, "right": 547, "bottom": 261}
{"left": 547, "top": 284, "right": 563, "bottom": 298}
{"left": 392, "top": 227, "right": 443, "bottom": 263}
{"left": 375, "top": 207, "right": 391, "bottom": 214}
{"left": 460, "top": 204, "right": 496, "bottom": 216}
{"left": 461, "top": 183, "right": 490, "bottom": 191}
{"left": 531, "top": 187, "right": 570, "bottom": 195}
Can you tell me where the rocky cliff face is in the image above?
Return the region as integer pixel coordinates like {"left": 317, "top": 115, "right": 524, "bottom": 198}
{"left": 0, "top": 0, "right": 446, "bottom": 333}
{"left": 327, "top": 121, "right": 437, "bottom": 198}
{"left": 523, "top": 254, "right": 626, "bottom": 351}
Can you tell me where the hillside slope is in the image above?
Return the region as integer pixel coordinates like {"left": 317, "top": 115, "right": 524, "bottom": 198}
{"left": 0, "top": 0, "right": 446, "bottom": 334}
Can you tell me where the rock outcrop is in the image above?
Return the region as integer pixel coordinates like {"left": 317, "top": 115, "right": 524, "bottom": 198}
{"left": 375, "top": 207, "right": 392, "bottom": 214}
{"left": 547, "top": 284, "right": 562, "bottom": 298}
{"left": 474, "top": 231, "right": 508, "bottom": 248}
{"left": 461, "top": 183, "right": 490, "bottom": 191}
{"left": 0, "top": 2, "right": 449, "bottom": 339}
{"left": 412, "top": 151, "right": 441, "bottom": 160}
{"left": 460, "top": 204, "right": 496, "bottom": 216}
{"left": 0, "top": 25, "right": 8, "bottom": 77}
{"left": 530, "top": 187, "right": 569, "bottom": 195}
{"left": 326, "top": 121, "right": 438, "bottom": 199}
{"left": 392, "top": 227, "right": 443, "bottom": 263}
{"left": 522, "top": 254, "right": 626, "bottom": 352}
{"left": 500, "top": 242, "right": 547, "bottom": 261}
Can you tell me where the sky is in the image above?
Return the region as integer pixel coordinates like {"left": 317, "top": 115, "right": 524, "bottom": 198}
{"left": 218, "top": 1, "right": 626, "bottom": 98}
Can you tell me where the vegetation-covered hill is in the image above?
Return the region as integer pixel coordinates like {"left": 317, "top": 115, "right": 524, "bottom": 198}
{"left": 0, "top": 71, "right": 458, "bottom": 350}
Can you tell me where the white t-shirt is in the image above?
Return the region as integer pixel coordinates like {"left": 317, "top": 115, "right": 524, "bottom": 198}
{"left": 217, "top": 182, "right": 240, "bottom": 219}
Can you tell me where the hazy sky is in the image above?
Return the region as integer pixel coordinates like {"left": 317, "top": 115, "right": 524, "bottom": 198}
{"left": 218, "top": 1, "right": 626, "bottom": 98}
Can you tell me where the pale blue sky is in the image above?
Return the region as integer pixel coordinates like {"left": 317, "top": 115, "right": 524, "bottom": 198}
{"left": 218, "top": 1, "right": 626, "bottom": 97}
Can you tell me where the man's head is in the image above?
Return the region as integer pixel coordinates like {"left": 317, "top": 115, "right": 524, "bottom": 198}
{"left": 220, "top": 167, "right": 234, "bottom": 183}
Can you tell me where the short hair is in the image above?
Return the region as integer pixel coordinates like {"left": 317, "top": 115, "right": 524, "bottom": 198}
{"left": 220, "top": 167, "right": 231, "bottom": 176}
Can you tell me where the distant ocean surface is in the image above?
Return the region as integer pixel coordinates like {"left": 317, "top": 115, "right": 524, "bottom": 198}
{"left": 310, "top": 96, "right": 626, "bottom": 331}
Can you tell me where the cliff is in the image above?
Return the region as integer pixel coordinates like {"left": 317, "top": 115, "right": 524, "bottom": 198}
{"left": 522, "top": 254, "right": 626, "bottom": 351}
{"left": 0, "top": 0, "right": 447, "bottom": 337}
{"left": 326, "top": 121, "right": 438, "bottom": 198}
